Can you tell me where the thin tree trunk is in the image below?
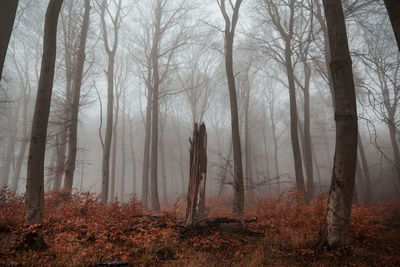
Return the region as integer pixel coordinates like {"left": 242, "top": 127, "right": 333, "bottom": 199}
{"left": 159, "top": 116, "right": 168, "bottom": 205}
{"left": 320, "top": 0, "right": 358, "bottom": 250}
{"left": 54, "top": 130, "right": 66, "bottom": 190}
{"left": 100, "top": 0, "right": 121, "bottom": 204}
{"left": 357, "top": 134, "right": 372, "bottom": 202}
{"left": 218, "top": 139, "right": 233, "bottom": 197}
{"left": 0, "top": 0, "right": 19, "bottom": 80}
{"left": 120, "top": 88, "right": 126, "bottom": 202}
{"left": 110, "top": 89, "right": 120, "bottom": 202}
{"left": 64, "top": 0, "right": 90, "bottom": 190}
{"left": 129, "top": 118, "right": 137, "bottom": 197}
{"left": 244, "top": 79, "right": 253, "bottom": 194}
{"left": 26, "top": 0, "right": 63, "bottom": 224}
{"left": 141, "top": 76, "right": 152, "bottom": 208}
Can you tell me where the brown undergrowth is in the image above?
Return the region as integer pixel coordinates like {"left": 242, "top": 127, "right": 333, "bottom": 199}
{"left": 0, "top": 187, "right": 399, "bottom": 266}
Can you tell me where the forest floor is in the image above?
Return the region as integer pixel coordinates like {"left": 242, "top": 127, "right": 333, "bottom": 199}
{"left": 0, "top": 188, "right": 399, "bottom": 266}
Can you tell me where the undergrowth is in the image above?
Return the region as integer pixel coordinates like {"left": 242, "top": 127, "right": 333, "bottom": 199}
{"left": 0, "top": 187, "right": 399, "bottom": 266}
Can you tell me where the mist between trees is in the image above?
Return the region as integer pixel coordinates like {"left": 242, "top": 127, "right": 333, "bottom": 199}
{"left": 0, "top": 0, "right": 399, "bottom": 249}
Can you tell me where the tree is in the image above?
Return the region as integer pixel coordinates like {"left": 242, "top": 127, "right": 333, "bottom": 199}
{"left": 99, "top": 0, "right": 122, "bottom": 204}
{"left": 64, "top": 0, "right": 91, "bottom": 190}
{"left": 383, "top": 0, "right": 400, "bottom": 51}
{"left": 318, "top": 0, "right": 358, "bottom": 251}
{"left": 26, "top": 0, "right": 63, "bottom": 224}
{"left": 0, "top": 0, "right": 19, "bottom": 80}
{"left": 217, "top": 0, "right": 245, "bottom": 215}
{"left": 256, "top": 0, "right": 305, "bottom": 194}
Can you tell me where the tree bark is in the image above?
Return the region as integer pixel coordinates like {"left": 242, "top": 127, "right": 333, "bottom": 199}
{"left": 357, "top": 134, "right": 372, "bottom": 202}
{"left": 320, "top": 0, "right": 358, "bottom": 250}
{"left": 100, "top": 0, "right": 121, "bottom": 204}
{"left": 110, "top": 86, "right": 120, "bottom": 202}
{"left": 129, "top": 117, "right": 137, "bottom": 197}
{"left": 141, "top": 75, "right": 152, "bottom": 208}
{"left": 384, "top": 0, "right": 400, "bottom": 51}
{"left": 26, "top": 0, "right": 63, "bottom": 224}
{"left": 218, "top": 0, "right": 245, "bottom": 215}
{"left": 159, "top": 109, "right": 168, "bottom": 205}
{"left": 186, "top": 123, "right": 207, "bottom": 225}
{"left": 64, "top": 0, "right": 90, "bottom": 190}
{"left": 120, "top": 86, "right": 126, "bottom": 202}
{"left": 0, "top": 0, "right": 19, "bottom": 80}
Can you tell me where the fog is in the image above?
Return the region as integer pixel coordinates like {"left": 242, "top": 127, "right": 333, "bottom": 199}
{"left": 0, "top": 0, "right": 399, "bottom": 207}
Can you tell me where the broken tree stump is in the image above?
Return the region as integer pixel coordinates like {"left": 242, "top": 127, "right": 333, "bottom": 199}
{"left": 186, "top": 123, "right": 207, "bottom": 225}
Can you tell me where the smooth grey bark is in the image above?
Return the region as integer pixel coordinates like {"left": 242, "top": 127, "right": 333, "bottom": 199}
{"left": 64, "top": 0, "right": 90, "bottom": 190}
{"left": 384, "top": 0, "right": 400, "bottom": 51}
{"left": 218, "top": 0, "right": 245, "bottom": 215}
{"left": 320, "top": 0, "right": 358, "bottom": 250}
{"left": 244, "top": 70, "right": 253, "bottom": 193}
{"left": 26, "top": 0, "right": 63, "bottom": 224}
{"left": 100, "top": 0, "right": 121, "bottom": 204}
{"left": 0, "top": 0, "right": 19, "bottom": 80}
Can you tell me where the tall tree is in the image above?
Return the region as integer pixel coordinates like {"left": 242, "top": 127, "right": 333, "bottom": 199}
{"left": 318, "top": 0, "right": 358, "bottom": 251}
{"left": 99, "top": 0, "right": 122, "bottom": 204}
{"left": 64, "top": 0, "right": 91, "bottom": 190}
{"left": 26, "top": 0, "right": 63, "bottom": 224}
{"left": 217, "top": 0, "right": 245, "bottom": 215}
{"left": 0, "top": 0, "right": 19, "bottom": 80}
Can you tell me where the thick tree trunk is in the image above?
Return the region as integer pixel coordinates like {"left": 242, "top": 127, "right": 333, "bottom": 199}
{"left": 0, "top": 0, "right": 19, "bottom": 80}
{"left": 186, "top": 123, "right": 207, "bottom": 225}
{"left": 64, "top": 0, "right": 90, "bottom": 190}
{"left": 320, "top": 0, "right": 358, "bottom": 250}
{"left": 141, "top": 74, "right": 152, "bottom": 208}
{"left": 26, "top": 0, "right": 63, "bottom": 224}
{"left": 384, "top": 0, "right": 400, "bottom": 51}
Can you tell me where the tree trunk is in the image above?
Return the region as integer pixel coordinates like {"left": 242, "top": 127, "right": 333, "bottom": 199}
{"left": 159, "top": 112, "right": 168, "bottom": 206}
{"left": 219, "top": 0, "right": 245, "bottom": 215}
{"left": 129, "top": 117, "right": 137, "bottom": 197}
{"left": 64, "top": 0, "right": 90, "bottom": 190}
{"left": 0, "top": 0, "right": 19, "bottom": 80}
{"left": 320, "top": 0, "right": 358, "bottom": 250}
{"left": 303, "top": 64, "right": 314, "bottom": 202}
{"left": 26, "top": 0, "right": 63, "bottom": 224}
{"left": 384, "top": 0, "right": 400, "bottom": 51}
{"left": 110, "top": 87, "right": 120, "bottom": 202}
{"left": 53, "top": 130, "right": 66, "bottom": 190}
{"left": 150, "top": 1, "right": 161, "bottom": 211}
{"left": 357, "top": 134, "right": 372, "bottom": 202}
{"left": 141, "top": 72, "right": 152, "bottom": 208}
{"left": 120, "top": 89, "right": 126, "bottom": 202}
{"left": 186, "top": 123, "right": 207, "bottom": 225}
{"left": 244, "top": 78, "right": 253, "bottom": 194}
{"left": 285, "top": 44, "right": 305, "bottom": 193}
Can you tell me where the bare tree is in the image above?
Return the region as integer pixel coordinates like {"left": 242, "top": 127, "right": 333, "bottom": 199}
{"left": 318, "top": 0, "right": 358, "bottom": 251}
{"left": 64, "top": 0, "right": 91, "bottom": 190}
{"left": 98, "top": 0, "right": 122, "bottom": 204}
{"left": 26, "top": 0, "right": 63, "bottom": 224}
{"left": 217, "top": 0, "right": 245, "bottom": 215}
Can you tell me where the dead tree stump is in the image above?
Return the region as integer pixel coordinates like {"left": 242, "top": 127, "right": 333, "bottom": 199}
{"left": 186, "top": 123, "right": 207, "bottom": 225}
